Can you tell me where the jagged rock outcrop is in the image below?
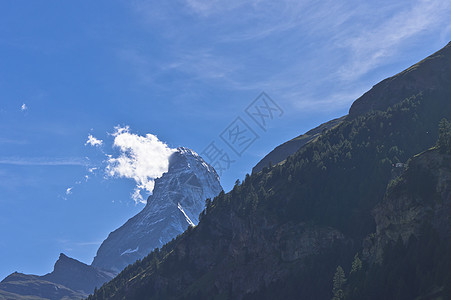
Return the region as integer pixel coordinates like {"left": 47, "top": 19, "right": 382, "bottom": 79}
{"left": 42, "top": 254, "right": 114, "bottom": 295}
{"left": 171, "top": 214, "right": 345, "bottom": 298}
{"left": 92, "top": 147, "right": 222, "bottom": 273}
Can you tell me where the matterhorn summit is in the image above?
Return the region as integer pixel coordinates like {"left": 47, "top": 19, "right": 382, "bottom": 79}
{"left": 92, "top": 147, "right": 222, "bottom": 273}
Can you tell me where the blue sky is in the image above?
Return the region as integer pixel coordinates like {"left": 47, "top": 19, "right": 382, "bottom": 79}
{"left": 1, "top": 0, "right": 451, "bottom": 280}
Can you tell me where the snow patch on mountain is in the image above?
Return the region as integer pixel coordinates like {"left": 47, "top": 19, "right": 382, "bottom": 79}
{"left": 178, "top": 203, "right": 195, "bottom": 227}
{"left": 121, "top": 246, "right": 139, "bottom": 256}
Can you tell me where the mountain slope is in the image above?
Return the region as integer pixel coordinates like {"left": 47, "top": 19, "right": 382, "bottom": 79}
{"left": 349, "top": 41, "right": 451, "bottom": 117}
{"left": 0, "top": 289, "right": 48, "bottom": 300}
{"left": 252, "top": 116, "right": 346, "bottom": 174}
{"left": 91, "top": 147, "right": 222, "bottom": 273}
{"left": 87, "top": 41, "right": 451, "bottom": 300}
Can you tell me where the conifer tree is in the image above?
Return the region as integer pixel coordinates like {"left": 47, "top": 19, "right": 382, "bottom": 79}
{"left": 332, "top": 265, "right": 346, "bottom": 300}
{"left": 437, "top": 119, "right": 451, "bottom": 154}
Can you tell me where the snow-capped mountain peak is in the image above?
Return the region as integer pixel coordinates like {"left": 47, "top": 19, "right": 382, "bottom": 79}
{"left": 91, "top": 147, "right": 222, "bottom": 273}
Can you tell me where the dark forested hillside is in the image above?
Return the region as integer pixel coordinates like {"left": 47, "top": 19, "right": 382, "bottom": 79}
{"left": 87, "top": 42, "right": 451, "bottom": 300}
{"left": 252, "top": 115, "right": 346, "bottom": 174}
{"left": 344, "top": 138, "right": 451, "bottom": 300}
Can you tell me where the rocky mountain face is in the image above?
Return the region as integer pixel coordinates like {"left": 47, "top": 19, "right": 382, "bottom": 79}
{"left": 340, "top": 148, "right": 451, "bottom": 299}
{"left": 0, "top": 254, "right": 112, "bottom": 300}
{"left": 365, "top": 148, "right": 451, "bottom": 263}
{"left": 87, "top": 41, "right": 451, "bottom": 299}
{"left": 91, "top": 147, "right": 222, "bottom": 273}
{"left": 252, "top": 116, "right": 346, "bottom": 174}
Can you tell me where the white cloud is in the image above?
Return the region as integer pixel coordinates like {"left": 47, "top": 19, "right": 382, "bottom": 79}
{"left": 106, "top": 126, "right": 176, "bottom": 204}
{"left": 66, "top": 187, "right": 73, "bottom": 195}
{"left": 85, "top": 134, "right": 103, "bottom": 147}
{"left": 21, "top": 103, "right": 27, "bottom": 111}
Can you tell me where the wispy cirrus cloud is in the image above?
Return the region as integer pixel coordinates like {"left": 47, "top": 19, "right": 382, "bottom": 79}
{"left": 183, "top": 0, "right": 253, "bottom": 16}
{"left": 56, "top": 239, "right": 103, "bottom": 253}
{"left": 0, "top": 138, "right": 28, "bottom": 145}
{"left": 125, "top": 0, "right": 451, "bottom": 113}
{"left": 0, "top": 157, "right": 88, "bottom": 166}
{"left": 336, "top": 0, "right": 451, "bottom": 81}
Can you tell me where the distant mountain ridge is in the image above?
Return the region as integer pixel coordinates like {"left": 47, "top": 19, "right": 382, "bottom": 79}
{"left": 42, "top": 254, "right": 114, "bottom": 294}
{"left": 0, "top": 254, "right": 112, "bottom": 300}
